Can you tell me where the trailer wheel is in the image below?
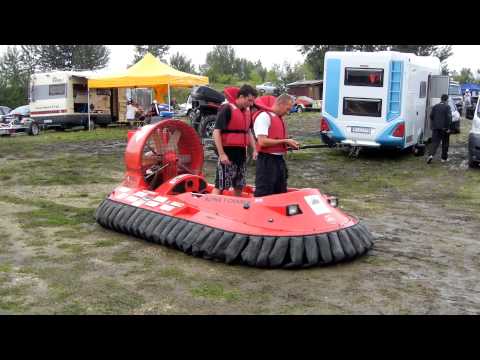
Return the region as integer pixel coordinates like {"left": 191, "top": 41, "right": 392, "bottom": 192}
{"left": 28, "top": 123, "right": 40, "bottom": 136}
{"left": 199, "top": 114, "right": 217, "bottom": 139}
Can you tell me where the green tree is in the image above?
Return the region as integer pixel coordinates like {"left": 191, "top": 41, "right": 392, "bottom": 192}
{"left": 202, "top": 45, "right": 237, "bottom": 83}
{"left": 299, "top": 45, "right": 453, "bottom": 78}
{"left": 298, "top": 45, "right": 356, "bottom": 78}
{"left": 253, "top": 60, "right": 267, "bottom": 82}
{"left": 265, "top": 64, "right": 282, "bottom": 84}
{"left": 392, "top": 45, "right": 452, "bottom": 74}
{"left": 0, "top": 46, "right": 31, "bottom": 108}
{"left": 19, "top": 45, "right": 110, "bottom": 71}
{"left": 169, "top": 52, "right": 195, "bottom": 73}
{"left": 133, "top": 45, "right": 170, "bottom": 63}
{"left": 453, "top": 68, "right": 475, "bottom": 84}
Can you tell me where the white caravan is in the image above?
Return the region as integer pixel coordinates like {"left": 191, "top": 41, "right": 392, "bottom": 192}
{"left": 321, "top": 51, "right": 449, "bottom": 154}
{"left": 29, "top": 71, "right": 117, "bottom": 130}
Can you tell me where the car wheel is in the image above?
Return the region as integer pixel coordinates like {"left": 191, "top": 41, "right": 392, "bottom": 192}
{"left": 296, "top": 105, "right": 304, "bottom": 113}
{"left": 468, "top": 153, "right": 477, "bottom": 168}
{"left": 28, "top": 122, "right": 40, "bottom": 136}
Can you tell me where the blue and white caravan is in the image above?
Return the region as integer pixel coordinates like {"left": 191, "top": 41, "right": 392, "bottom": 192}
{"left": 321, "top": 51, "right": 445, "bottom": 153}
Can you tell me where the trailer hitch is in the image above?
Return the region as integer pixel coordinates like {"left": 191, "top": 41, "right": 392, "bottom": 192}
{"left": 348, "top": 146, "right": 362, "bottom": 158}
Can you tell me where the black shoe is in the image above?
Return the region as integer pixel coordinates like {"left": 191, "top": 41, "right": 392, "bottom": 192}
{"left": 426, "top": 155, "right": 433, "bottom": 164}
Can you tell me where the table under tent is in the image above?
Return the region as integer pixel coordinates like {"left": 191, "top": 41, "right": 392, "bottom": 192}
{"left": 87, "top": 53, "right": 209, "bottom": 129}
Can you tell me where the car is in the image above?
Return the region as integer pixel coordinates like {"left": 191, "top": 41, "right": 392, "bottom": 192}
{"left": 294, "top": 95, "right": 322, "bottom": 113}
{"left": 466, "top": 96, "right": 478, "bottom": 120}
{"left": 256, "top": 82, "right": 279, "bottom": 95}
{"left": 448, "top": 97, "right": 461, "bottom": 134}
{"left": 468, "top": 99, "right": 480, "bottom": 168}
{"left": 449, "top": 81, "right": 463, "bottom": 114}
{"left": 0, "top": 106, "right": 12, "bottom": 121}
{"left": 179, "top": 95, "right": 193, "bottom": 118}
{"left": 0, "top": 105, "right": 40, "bottom": 137}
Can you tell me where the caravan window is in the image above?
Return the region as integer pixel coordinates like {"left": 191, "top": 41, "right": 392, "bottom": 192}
{"left": 344, "top": 68, "right": 384, "bottom": 87}
{"left": 49, "top": 84, "right": 66, "bottom": 96}
{"left": 419, "top": 81, "right": 427, "bottom": 98}
{"left": 343, "top": 97, "right": 382, "bottom": 117}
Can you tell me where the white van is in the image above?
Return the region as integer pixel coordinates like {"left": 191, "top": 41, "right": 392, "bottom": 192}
{"left": 468, "top": 99, "right": 480, "bottom": 168}
{"left": 29, "top": 71, "right": 115, "bottom": 130}
{"left": 321, "top": 51, "right": 449, "bottom": 155}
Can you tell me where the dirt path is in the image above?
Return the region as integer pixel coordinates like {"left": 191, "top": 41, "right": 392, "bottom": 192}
{"left": 0, "top": 114, "right": 479, "bottom": 314}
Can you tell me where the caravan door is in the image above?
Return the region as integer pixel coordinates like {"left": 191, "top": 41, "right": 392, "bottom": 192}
{"left": 424, "top": 75, "right": 449, "bottom": 141}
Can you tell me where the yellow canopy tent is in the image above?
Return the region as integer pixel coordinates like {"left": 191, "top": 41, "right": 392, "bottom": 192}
{"left": 86, "top": 53, "right": 209, "bottom": 128}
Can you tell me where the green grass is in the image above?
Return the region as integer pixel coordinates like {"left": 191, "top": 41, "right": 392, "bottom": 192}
{"left": 0, "top": 127, "right": 128, "bottom": 148}
{"left": 94, "top": 239, "right": 120, "bottom": 248}
{"left": 0, "top": 195, "right": 95, "bottom": 229}
{"left": 0, "top": 263, "right": 12, "bottom": 273}
{"left": 0, "top": 284, "right": 32, "bottom": 313}
{"left": 56, "top": 243, "right": 86, "bottom": 254}
{"left": 190, "top": 282, "right": 241, "bottom": 302}
{"left": 158, "top": 267, "right": 186, "bottom": 280}
{"left": 111, "top": 249, "right": 138, "bottom": 263}
{"left": 0, "top": 154, "right": 123, "bottom": 186}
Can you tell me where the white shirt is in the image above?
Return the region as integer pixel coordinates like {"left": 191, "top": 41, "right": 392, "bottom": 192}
{"left": 253, "top": 111, "right": 284, "bottom": 156}
{"left": 126, "top": 104, "right": 137, "bottom": 120}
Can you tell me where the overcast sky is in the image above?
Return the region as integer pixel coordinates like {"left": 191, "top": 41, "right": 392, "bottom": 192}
{"left": 0, "top": 45, "right": 479, "bottom": 75}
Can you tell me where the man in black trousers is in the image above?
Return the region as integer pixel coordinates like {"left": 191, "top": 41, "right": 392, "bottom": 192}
{"left": 427, "top": 94, "right": 453, "bottom": 164}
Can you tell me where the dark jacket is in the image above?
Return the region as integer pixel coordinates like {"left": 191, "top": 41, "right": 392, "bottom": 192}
{"left": 430, "top": 102, "right": 452, "bottom": 130}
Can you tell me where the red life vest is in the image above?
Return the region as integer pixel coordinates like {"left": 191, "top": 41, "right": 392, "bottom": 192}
{"left": 253, "top": 110, "right": 287, "bottom": 154}
{"left": 221, "top": 103, "right": 251, "bottom": 147}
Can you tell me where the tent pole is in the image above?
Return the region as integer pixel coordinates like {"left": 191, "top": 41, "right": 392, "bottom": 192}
{"left": 87, "top": 86, "right": 91, "bottom": 131}
{"left": 168, "top": 84, "right": 171, "bottom": 112}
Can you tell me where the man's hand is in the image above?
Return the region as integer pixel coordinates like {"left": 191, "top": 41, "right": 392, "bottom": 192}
{"left": 219, "top": 153, "right": 231, "bottom": 165}
{"left": 252, "top": 149, "right": 258, "bottom": 160}
{"left": 284, "top": 139, "right": 300, "bottom": 150}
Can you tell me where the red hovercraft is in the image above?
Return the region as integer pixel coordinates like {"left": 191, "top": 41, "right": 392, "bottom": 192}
{"left": 95, "top": 94, "right": 374, "bottom": 268}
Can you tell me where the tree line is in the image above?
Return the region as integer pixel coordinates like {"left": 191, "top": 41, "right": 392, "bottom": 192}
{"left": 0, "top": 44, "right": 472, "bottom": 109}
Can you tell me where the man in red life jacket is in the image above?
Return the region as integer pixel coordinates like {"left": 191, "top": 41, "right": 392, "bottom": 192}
{"left": 253, "top": 94, "right": 300, "bottom": 197}
{"left": 212, "top": 84, "right": 258, "bottom": 196}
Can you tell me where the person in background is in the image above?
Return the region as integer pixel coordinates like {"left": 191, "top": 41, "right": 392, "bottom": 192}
{"left": 148, "top": 100, "right": 160, "bottom": 116}
{"left": 463, "top": 89, "right": 472, "bottom": 117}
{"left": 126, "top": 99, "right": 138, "bottom": 127}
{"left": 427, "top": 94, "right": 452, "bottom": 164}
{"left": 170, "top": 97, "right": 178, "bottom": 110}
{"left": 253, "top": 94, "right": 300, "bottom": 197}
{"left": 134, "top": 101, "right": 145, "bottom": 122}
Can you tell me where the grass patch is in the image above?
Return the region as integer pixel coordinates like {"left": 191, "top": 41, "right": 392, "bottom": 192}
{"left": 78, "top": 277, "right": 145, "bottom": 314}
{"left": 0, "top": 127, "right": 128, "bottom": 152}
{"left": 56, "top": 243, "right": 86, "bottom": 254}
{"left": 94, "top": 239, "right": 120, "bottom": 248}
{"left": 0, "top": 194, "right": 95, "bottom": 229}
{"left": 0, "top": 284, "right": 32, "bottom": 313}
{"left": 158, "top": 267, "right": 186, "bottom": 280}
{"left": 0, "top": 263, "right": 12, "bottom": 273}
{"left": 191, "top": 282, "right": 241, "bottom": 302}
{"left": 0, "top": 154, "right": 123, "bottom": 186}
{"left": 24, "top": 239, "right": 50, "bottom": 248}
{"left": 111, "top": 249, "right": 138, "bottom": 263}
{"left": 287, "top": 151, "right": 316, "bottom": 161}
